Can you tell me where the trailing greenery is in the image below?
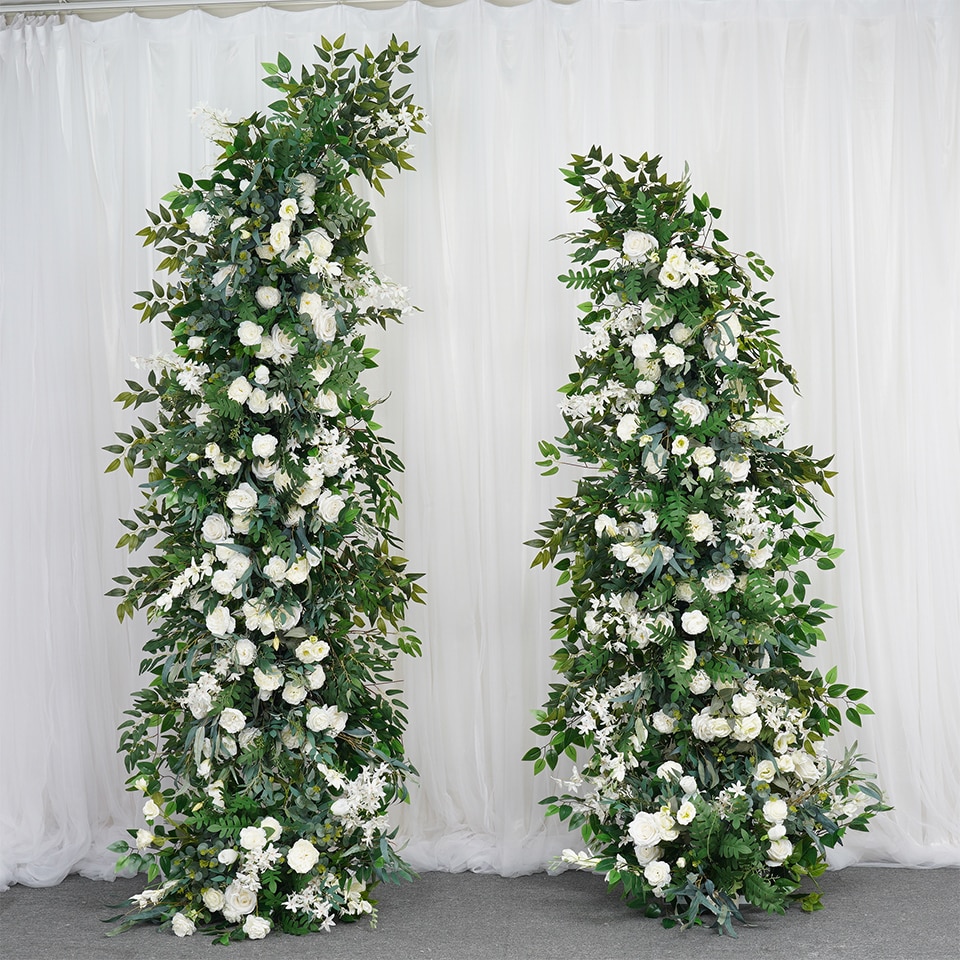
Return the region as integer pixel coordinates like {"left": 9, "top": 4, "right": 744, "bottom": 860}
{"left": 526, "top": 149, "right": 888, "bottom": 935}
{"left": 104, "top": 36, "right": 426, "bottom": 942}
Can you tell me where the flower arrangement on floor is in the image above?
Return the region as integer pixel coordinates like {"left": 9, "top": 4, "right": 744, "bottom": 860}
{"left": 525, "top": 149, "right": 888, "bottom": 935}
{"left": 104, "top": 37, "right": 426, "bottom": 942}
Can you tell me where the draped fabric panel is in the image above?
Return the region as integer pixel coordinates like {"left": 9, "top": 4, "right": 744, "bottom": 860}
{"left": 1, "top": 0, "right": 957, "bottom": 889}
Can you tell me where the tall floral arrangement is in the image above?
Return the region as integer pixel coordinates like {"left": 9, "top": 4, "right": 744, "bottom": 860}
{"left": 526, "top": 150, "right": 887, "bottom": 934}
{"left": 104, "top": 37, "right": 426, "bottom": 941}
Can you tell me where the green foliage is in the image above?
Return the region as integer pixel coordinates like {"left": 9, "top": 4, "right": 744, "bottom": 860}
{"left": 106, "top": 38, "right": 425, "bottom": 941}
{"left": 528, "top": 150, "right": 888, "bottom": 935}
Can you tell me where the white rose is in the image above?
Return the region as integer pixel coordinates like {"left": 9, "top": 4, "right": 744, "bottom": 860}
{"left": 732, "top": 692, "right": 758, "bottom": 716}
{"left": 254, "top": 335, "right": 275, "bottom": 360}
{"left": 644, "top": 860, "right": 672, "bottom": 888}
{"left": 651, "top": 710, "right": 677, "bottom": 733}
{"left": 202, "top": 514, "right": 231, "bottom": 544}
{"left": 299, "top": 291, "right": 324, "bottom": 319}
{"left": 312, "top": 307, "right": 338, "bottom": 343}
{"left": 631, "top": 333, "right": 657, "bottom": 360}
{"left": 634, "top": 844, "right": 661, "bottom": 866}
{"left": 709, "top": 717, "right": 732, "bottom": 738}
{"left": 142, "top": 799, "right": 160, "bottom": 820}
{"left": 675, "top": 581, "right": 695, "bottom": 602}
{"left": 295, "top": 172, "right": 318, "bottom": 198}
{"left": 251, "top": 433, "right": 278, "bottom": 459}
{"left": 774, "top": 732, "right": 797, "bottom": 755}
{"left": 202, "top": 888, "right": 225, "bottom": 912}
{"left": 721, "top": 457, "right": 751, "bottom": 482}
{"left": 218, "top": 847, "right": 239, "bottom": 865}
{"left": 305, "top": 229, "right": 333, "bottom": 260}
{"left": 674, "top": 396, "right": 710, "bottom": 426}
{"left": 226, "top": 552, "right": 251, "bottom": 578}
{"left": 791, "top": 750, "right": 820, "bottom": 784}
{"left": 226, "top": 483, "right": 258, "bottom": 514}
{"left": 228, "top": 376, "right": 253, "bottom": 404}
{"left": 628, "top": 812, "right": 662, "bottom": 849}
{"left": 733, "top": 713, "right": 763, "bottom": 741}
{"left": 269, "top": 222, "right": 291, "bottom": 256}
{"left": 171, "top": 913, "right": 196, "bottom": 937}
{"left": 669, "top": 321, "right": 692, "bottom": 344}
{"left": 676, "top": 802, "right": 697, "bottom": 825}
{"left": 681, "top": 609, "right": 709, "bottom": 635}
{"left": 223, "top": 882, "right": 258, "bottom": 919}
{"left": 767, "top": 824, "right": 787, "bottom": 841}
{"left": 692, "top": 445, "right": 716, "bottom": 467}
{"left": 239, "top": 825, "right": 267, "bottom": 852}
{"left": 206, "top": 604, "right": 236, "bottom": 637}
{"left": 219, "top": 707, "right": 246, "bottom": 734}
{"left": 244, "top": 914, "right": 271, "bottom": 939}
{"left": 253, "top": 364, "right": 270, "bottom": 385}
{"left": 660, "top": 343, "right": 685, "bottom": 368}
{"left": 689, "top": 670, "right": 712, "bottom": 695}
{"left": 254, "top": 666, "right": 284, "bottom": 693}
{"left": 766, "top": 837, "right": 793, "bottom": 866}
{"left": 278, "top": 197, "right": 299, "bottom": 220}
{"left": 656, "top": 761, "right": 683, "bottom": 781}
{"left": 135, "top": 828, "right": 153, "bottom": 850}
{"left": 285, "top": 557, "right": 310, "bottom": 584}
{"left": 287, "top": 838, "right": 321, "bottom": 874}
{"left": 259, "top": 816, "right": 282, "bottom": 841}
{"left": 687, "top": 510, "right": 715, "bottom": 543}
{"left": 211, "top": 569, "right": 237, "bottom": 596}
{"left": 307, "top": 667, "right": 326, "bottom": 690}
{"left": 282, "top": 682, "right": 307, "bottom": 706}
{"left": 748, "top": 544, "right": 773, "bottom": 569}
{"left": 762, "top": 798, "right": 789, "bottom": 824}
{"left": 317, "top": 491, "right": 345, "bottom": 524}
{"left": 264, "top": 556, "right": 288, "bottom": 584}
{"left": 703, "top": 568, "right": 734, "bottom": 594}
{"left": 255, "top": 286, "right": 281, "bottom": 309}
{"left": 755, "top": 760, "right": 777, "bottom": 783}
{"left": 314, "top": 389, "right": 340, "bottom": 416}
{"left": 237, "top": 320, "right": 263, "bottom": 347}
{"left": 247, "top": 388, "right": 270, "bottom": 414}
{"left": 188, "top": 209, "right": 214, "bottom": 237}
{"left": 616, "top": 414, "right": 640, "bottom": 442}
{"left": 622, "top": 230, "right": 658, "bottom": 261}
{"left": 671, "top": 435, "right": 690, "bottom": 455}
{"left": 679, "top": 775, "right": 699, "bottom": 795}
{"left": 234, "top": 638, "right": 256, "bottom": 666}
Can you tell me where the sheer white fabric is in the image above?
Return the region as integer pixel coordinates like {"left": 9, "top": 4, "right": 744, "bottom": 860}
{"left": 1, "top": 0, "right": 957, "bottom": 890}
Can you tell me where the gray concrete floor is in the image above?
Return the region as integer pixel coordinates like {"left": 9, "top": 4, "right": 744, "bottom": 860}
{"left": 1, "top": 867, "right": 958, "bottom": 960}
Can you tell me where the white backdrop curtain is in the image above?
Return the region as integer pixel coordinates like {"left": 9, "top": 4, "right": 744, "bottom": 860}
{"left": 1, "top": 0, "right": 958, "bottom": 890}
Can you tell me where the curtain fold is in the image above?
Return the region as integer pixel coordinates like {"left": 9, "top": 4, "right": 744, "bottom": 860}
{"left": 2, "top": 0, "right": 958, "bottom": 889}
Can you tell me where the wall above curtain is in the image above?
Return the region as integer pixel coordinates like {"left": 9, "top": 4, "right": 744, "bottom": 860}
{"left": 2, "top": 0, "right": 958, "bottom": 890}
